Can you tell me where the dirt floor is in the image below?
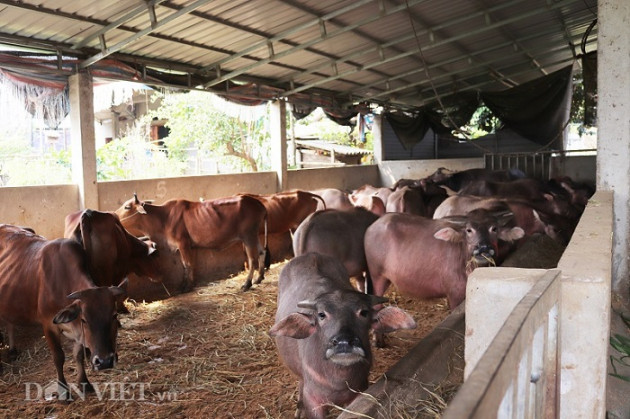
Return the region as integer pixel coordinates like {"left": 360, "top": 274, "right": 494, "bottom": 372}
{"left": 0, "top": 260, "right": 452, "bottom": 419}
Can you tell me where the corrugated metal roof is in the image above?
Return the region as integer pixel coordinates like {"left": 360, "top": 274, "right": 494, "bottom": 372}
{"left": 295, "top": 139, "right": 373, "bottom": 156}
{"left": 0, "top": 0, "right": 597, "bottom": 111}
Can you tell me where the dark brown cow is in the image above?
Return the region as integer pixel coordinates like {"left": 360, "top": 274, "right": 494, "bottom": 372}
{"left": 242, "top": 190, "right": 324, "bottom": 234}
{"left": 269, "top": 253, "right": 415, "bottom": 419}
{"left": 64, "top": 209, "right": 161, "bottom": 287}
{"left": 0, "top": 224, "right": 126, "bottom": 400}
{"left": 292, "top": 207, "right": 380, "bottom": 291}
{"left": 365, "top": 210, "right": 524, "bottom": 345}
{"left": 115, "top": 193, "right": 268, "bottom": 292}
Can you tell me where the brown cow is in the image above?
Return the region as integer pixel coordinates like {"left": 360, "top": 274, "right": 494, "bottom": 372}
{"left": 270, "top": 253, "right": 415, "bottom": 419}
{"left": 64, "top": 209, "right": 160, "bottom": 287}
{"left": 365, "top": 210, "right": 524, "bottom": 346}
{"left": 0, "top": 224, "right": 126, "bottom": 400}
{"left": 242, "top": 190, "right": 324, "bottom": 234}
{"left": 115, "top": 193, "right": 268, "bottom": 292}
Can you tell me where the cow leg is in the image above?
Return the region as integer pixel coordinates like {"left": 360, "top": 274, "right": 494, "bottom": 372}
{"left": 178, "top": 244, "right": 196, "bottom": 292}
{"left": 73, "top": 343, "right": 94, "bottom": 393}
{"left": 241, "top": 236, "right": 265, "bottom": 291}
{"left": 43, "top": 328, "right": 71, "bottom": 401}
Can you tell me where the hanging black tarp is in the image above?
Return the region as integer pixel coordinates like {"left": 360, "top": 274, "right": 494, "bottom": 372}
{"left": 423, "top": 91, "right": 481, "bottom": 134}
{"left": 384, "top": 112, "right": 431, "bottom": 150}
{"left": 582, "top": 51, "right": 597, "bottom": 126}
{"left": 322, "top": 107, "right": 357, "bottom": 126}
{"left": 481, "top": 65, "right": 573, "bottom": 147}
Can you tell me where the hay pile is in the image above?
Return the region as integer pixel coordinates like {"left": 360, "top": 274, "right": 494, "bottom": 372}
{"left": 0, "top": 260, "right": 452, "bottom": 418}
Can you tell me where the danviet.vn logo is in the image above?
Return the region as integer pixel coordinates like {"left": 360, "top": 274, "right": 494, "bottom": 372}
{"left": 24, "top": 381, "right": 179, "bottom": 402}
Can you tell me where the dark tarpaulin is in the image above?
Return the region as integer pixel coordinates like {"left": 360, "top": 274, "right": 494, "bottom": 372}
{"left": 423, "top": 91, "right": 480, "bottom": 134}
{"left": 384, "top": 92, "right": 480, "bottom": 150}
{"left": 322, "top": 107, "right": 358, "bottom": 126}
{"left": 582, "top": 51, "right": 597, "bottom": 126}
{"left": 291, "top": 103, "right": 316, "bottom": 120}
{"left": 481, "top": 65, "right": 573, "bottom": 148}
{"left": 384, "top": 112, "right": 431, "bottom": 151}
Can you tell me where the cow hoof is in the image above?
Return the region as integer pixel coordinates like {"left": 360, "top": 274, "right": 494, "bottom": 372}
{"left": 8, "top": 348, "right": 18, "bottom": 362}
{"left": 254, "top": 276, "right": 264, "bottom": 285}
{"left": 241, "top": 283, "right": 252, "bottom": 292}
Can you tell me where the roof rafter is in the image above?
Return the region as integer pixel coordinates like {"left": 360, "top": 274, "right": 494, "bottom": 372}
{"left": 79, "top": 0, "right": 214, "bottom": 69}
{"left": 283, "top": 0, "right": 581, "bottom": 98}
{"left": 202, "top": 0, "right": 429, "bottom": 88}
{"left": 72, "top": 0, "right": 169, "bottom": 50}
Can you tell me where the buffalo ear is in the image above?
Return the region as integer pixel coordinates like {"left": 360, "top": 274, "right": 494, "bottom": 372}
{"left": 499, "top": 226, "right": 525, "bottom": 242}
{"left": 434, "top": 227, "right": 462, "bottom": 242}
{"left": 53, "top": 303, "right": 81, "bottom": 324}
{"left": 372, "top": 306, "right": 416, "bottom": 334}
{"left": 269, "top": 313, "right": 316, "bottom": 339}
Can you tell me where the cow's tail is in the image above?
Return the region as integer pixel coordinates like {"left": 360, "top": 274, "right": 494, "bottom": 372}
{"left": 263, "top": 216, "right": 271, "bottom": 269}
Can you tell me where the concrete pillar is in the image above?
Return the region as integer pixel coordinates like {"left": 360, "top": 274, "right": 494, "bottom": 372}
{"left": 69, "top": 72, "right": 99, "bottom": 209}
{"left": 372, "top": 113, "right": 384, "bottom": 163}
{"left": 597, "top": 0, "right": 630, "bottom": 299}
{"left": 270, "top": 99, "right": 287, "bottom": 191}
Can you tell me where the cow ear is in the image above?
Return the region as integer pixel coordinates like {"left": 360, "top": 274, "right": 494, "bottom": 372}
{"left": 269, "top": 313, "right": 316, "bottom": 339}
{"left": 499, "top": 226, "right": 525, "bottom": 242}
{"left": 434, "top": 227, "right": 462, "bottom": 242}
{"left": 53, "top": 303, "right": 81, "bottom": 324}
{"left": 111, "top": 278, "right": 128, "bottom": 297}
{"left": 372, "top": 306, "right": 416, "bottom": 334}
{"left": 137, "top": 205, "right": 147, "bottom": 215}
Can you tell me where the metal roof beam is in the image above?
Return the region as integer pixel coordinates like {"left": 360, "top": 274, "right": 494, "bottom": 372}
{"left": 202, "top": 0, "right": 429, "bottom": 88}
{"left": 199, "top": 0, "right": 377, "bottom": 74}
{"left": 72, "top": 0, "right": 169, "bottom": 50}
{"left": 345, "top": 25, "right": 569, "bottom": 97}
{"left": 283, "top": 0, "right": 581, "bottom": 97}
{"left": 79, "top": 0, "right": 214, "bottom": 69}
{"left": 358, "top": 45, "right": 580, "bottom": 106}
{"left": 277, "top": 0, "right": 530, "bottom": 85}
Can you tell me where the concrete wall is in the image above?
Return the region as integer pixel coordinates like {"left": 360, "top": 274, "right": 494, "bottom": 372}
{"left": 97, "top": 171, "right": 278, "bottom": 211}
{"left": 0, "top": 184, "right": 79, "bottom": 239}
{"left": 286, "top": 164, "right": 380, "bottom": 191}
{"left": 464, "top": 191, "right": 613, "bottom": 418}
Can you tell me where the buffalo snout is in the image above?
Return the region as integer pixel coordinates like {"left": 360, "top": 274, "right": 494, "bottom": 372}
{"left": 326, "top": 334, "right": 367, "bottom": 366}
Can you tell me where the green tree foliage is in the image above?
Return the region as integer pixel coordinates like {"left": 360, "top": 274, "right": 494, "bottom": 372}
{"left": 149, "top": 90, "right": 271, "bottom": 172}
{"left": 96, "top": 125, "right": 187, "bottom": 181}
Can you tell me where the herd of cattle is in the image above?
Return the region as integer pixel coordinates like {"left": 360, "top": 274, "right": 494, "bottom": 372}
{"left": 0, "top": 166, "right": 593, "bottom": 418}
